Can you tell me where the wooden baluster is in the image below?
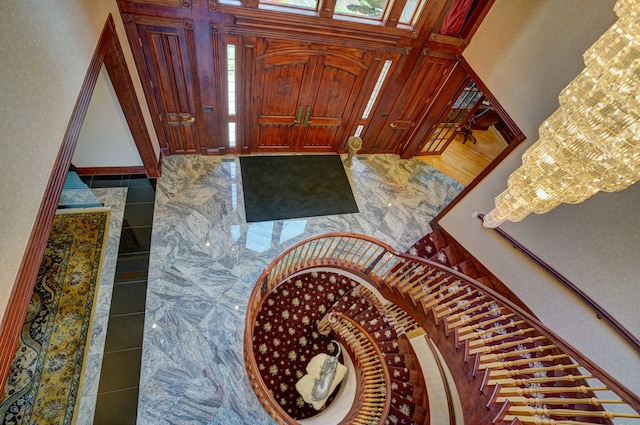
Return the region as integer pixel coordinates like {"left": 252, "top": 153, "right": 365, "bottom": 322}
{"left": 395, "top": 264, "right": 430, "bottom": 292}
{"left": 345, "top": 239, "right": 365, "bottom": 267}
{"left": 354, "top": 242, "right": 376, "bottom": 271}
{"left": 406, "top": 270, "right": 447, "bottom": 301}
{"left": 479, "top": 343, "right": 556, "bottom": 363}
{"left": 421, "top": 279, "right": 465, "bottom": 310}
{"left": 481, "top": 362, "right": 581, "bottom": 393}
{"left": 475, "top": 343, "right": 557, "bottom": 375}
{"left": 507, "top": 405, "right": 640, "bottom": 421}
{"left": 433, "top": 287, "right": 479, "bottom": 313}
{"left": 454, "top": 312, "right": 515, "bottom": 346}
{"left": 335, "top": 237, "right": 351, "bottom": 264}
{"left": 369, "top": 252, "right": 396, "bottom": 279}
{"left": 467, "top": 322, "right": 530, "bottom": 351}
{"left": 423, "top": 280, "right": 470, "bottom": 310}
{"left": 388, "top": 261, "right": 422, "bottom": 288}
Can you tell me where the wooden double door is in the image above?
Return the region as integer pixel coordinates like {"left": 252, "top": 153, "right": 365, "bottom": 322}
{"left": 250, "top": 41, "right": 375, "bottom": 152}
{"left": 129, "top": 16, "right": 376, "bottom": 155}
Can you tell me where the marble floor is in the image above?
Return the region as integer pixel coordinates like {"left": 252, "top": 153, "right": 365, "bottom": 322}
{"left": 138, "top": 154, "right": 464, "bottom": 425}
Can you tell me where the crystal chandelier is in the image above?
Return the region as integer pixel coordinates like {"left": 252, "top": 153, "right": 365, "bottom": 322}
{"left": 483, "top": 0, "right": 640, "bottom": 228}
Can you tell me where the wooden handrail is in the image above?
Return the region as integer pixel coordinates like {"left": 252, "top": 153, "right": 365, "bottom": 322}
{"left": 244, "top": 232, "right": 640, "bottom": 424}
{"left": 319, "top": 313, "right": 391, "bottom": 425}
{"left": 476, "top": 213, "right": 640, "bottom": 354}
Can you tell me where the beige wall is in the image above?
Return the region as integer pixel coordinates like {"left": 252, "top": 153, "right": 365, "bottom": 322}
{"left": 442, "top": 0, "right": 640, "bottom": 394}
{"left": 0, "top": 1, "right": 158, "bottom": 321}
{"left": 73, "top": 65, "right": 143, "bottom": 167}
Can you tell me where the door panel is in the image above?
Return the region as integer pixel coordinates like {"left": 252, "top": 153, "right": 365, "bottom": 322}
{"left": 301, "top": 55, "right": 363, "bottom": 150}
{"left": 252, "top": 54, "right": 316, "bottom": 150}
{"left": 361, "top": 55, "right": 453, "bottom": 153}
{"left": 137, "top": 21, "right": 201, "bottom": 154}
{"left": 250, "top": 40, "right": 372, "bottom": 153}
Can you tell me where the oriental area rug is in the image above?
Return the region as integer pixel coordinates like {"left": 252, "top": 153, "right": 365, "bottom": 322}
{"left": 240, "top": 155, "right": 359, "bottom": 222}
{"left": 0, "top": 209, "right": 109, "bottom": 425}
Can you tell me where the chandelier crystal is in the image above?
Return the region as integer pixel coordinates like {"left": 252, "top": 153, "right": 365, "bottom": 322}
{"left": 483, "top": 0, "right": 640, "bottom": 228}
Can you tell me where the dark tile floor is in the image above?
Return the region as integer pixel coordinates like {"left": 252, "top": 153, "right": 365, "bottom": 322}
{"left": 81, "top": 174, "right": 155, "bottom": 425}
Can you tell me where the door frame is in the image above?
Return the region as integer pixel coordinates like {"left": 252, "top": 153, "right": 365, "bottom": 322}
{"left": 0, "top": 14, "right": 159, "bottom": 394}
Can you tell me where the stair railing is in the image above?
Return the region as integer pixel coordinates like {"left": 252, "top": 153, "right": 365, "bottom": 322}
{"left": 318, "top": 312, "right": 391, "bottom": 424}
{"left": 245, "top": 232, "right": 640, "bottom": 424}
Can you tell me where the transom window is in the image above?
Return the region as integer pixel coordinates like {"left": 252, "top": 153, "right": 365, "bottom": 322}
{"left": 259, "top": 0, "right": 425, "bottom": 26}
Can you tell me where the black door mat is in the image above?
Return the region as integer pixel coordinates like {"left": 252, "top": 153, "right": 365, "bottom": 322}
{"left": 240, "top": 155, "right": 359, "bottom": 222}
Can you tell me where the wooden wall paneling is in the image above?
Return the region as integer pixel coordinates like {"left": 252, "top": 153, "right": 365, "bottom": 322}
{"left": 192, "top": 0, "right": 223, "bottom": 154}
{"left": 124, "top": 0, "right": 192, "bottom": 7}
{"left": 131, "top": 15, "right": 203, "bottom": 154}
{"left": 121, "top": 13, "right": 171, "bottom": 155}
{"left": 103, "top": 21, "right": 161, "bottom": 177}
{"left": 398, "top": 59, "right": 467, "bottom": 158}
{"left": 357, "top": 54, "right": 404, "bottom": 153}
{"left": 241, "top": 37, "right": 257, "bottom": 153}
{"left": 386, "top": 0, "right": 409, "bottom": 28}
{"left": 363, "top": 53, "right": 455, "bottom": 153}
{"left": 209, "top": 29, "right": 228, "bottom": 154}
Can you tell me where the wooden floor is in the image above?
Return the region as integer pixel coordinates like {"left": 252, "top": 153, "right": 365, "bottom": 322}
{"left": 418, "top": 127, "right": 508, "bottom": 186}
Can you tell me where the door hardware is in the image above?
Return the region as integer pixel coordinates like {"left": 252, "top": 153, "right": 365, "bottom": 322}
{"left": 294, "top": 106, "right": 304, "bottom": 127}
{"left": 303, "top": 106, "right": 312, "bottom": 127}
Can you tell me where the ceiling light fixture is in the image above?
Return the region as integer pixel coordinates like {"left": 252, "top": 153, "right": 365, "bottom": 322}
{"left": 483, "top": 0, "right": 640, "bottom": 228}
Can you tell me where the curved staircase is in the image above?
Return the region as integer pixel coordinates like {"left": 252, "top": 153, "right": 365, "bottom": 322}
{"left": 319, "top": 284, "right": 428, "bottom": 425}
{"left": 245, "top": 233, "right": 640, "bottom": 425}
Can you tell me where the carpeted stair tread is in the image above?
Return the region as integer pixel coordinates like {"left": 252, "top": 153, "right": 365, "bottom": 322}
{"left": 378, "top": 340, "right": 401, "bottom": 354}
{"left": 429, "top": 244, "right": 463, "bottom": 268}
{"left": 391, "top": 392, "right": 417, "bottom": 418}
{"left": 383, "top": 352, "right": 407, "bottom": 368}
{"left": 406, "top": 229, "right": 445, "bottom": 259}
{"left": 390, "top": 380, "right": 414, "bottom": 398}
{"left": 388, "top": 366, "right": 411, "bottom": 381}
{"left": 336, "top": 295, "right": 370, "bottom": 318}
{"left": 370, "top": 327, "right": 399, "bottom": 343}
{"left": 329, "top": 287, "right": 362, "bottom": 312}
{"left": 385, "top": 405, "right": 417, "bottom": 425}
{"left": 352, "top": 304, "right": 379, "bottom": 325}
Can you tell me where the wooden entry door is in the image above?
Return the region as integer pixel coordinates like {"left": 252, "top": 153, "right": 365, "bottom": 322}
{"left": 134, "top": 18, "right": 202, "bottom": 155}
{"left": 250, "top": 41, "right": 372, "bottom": 152}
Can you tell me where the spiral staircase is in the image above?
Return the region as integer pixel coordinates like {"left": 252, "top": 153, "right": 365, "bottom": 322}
{"left": 244, "top": 233, "right": 640, "bottom": 425}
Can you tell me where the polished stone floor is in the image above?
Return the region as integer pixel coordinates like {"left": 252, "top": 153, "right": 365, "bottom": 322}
{"left": 138, "top": 154, "right": 464, "bottom": 425}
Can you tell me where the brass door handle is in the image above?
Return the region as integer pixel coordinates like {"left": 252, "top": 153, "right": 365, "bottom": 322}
{"left": 185, "top": 116, "right": 196, "bottom": 123}
{"left": 294, "top": 106, "right": 303, "bottom": 127}
{"left": 390, "top": 123, "right": 399, "bottom": 129}
{"left": 303, "top": 106, "right": 312, "bottom": 127}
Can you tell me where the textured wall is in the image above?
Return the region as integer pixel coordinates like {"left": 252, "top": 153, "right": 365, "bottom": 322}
{"left": 73, "top": 66, "right": 143, "bottom": 167}
{"left": 0, "top": 0, "right": 158, "bottom": 320}
{"left": 442, "top": 0, "right": 640, "bottom": 394}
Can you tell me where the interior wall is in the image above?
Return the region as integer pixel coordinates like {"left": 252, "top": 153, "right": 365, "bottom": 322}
{"left": 441, "top": 0, "right": 640, "bottom": 395}
{"left": 0, "top": 1, "right": 158, "bottom": 321}
{"left": 73, "top": 65, "right": 143, "bottom": 168}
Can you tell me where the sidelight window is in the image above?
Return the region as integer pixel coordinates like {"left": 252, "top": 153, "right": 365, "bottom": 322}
{"left": 226, "top": 44, "right": 237, "bottom": 149}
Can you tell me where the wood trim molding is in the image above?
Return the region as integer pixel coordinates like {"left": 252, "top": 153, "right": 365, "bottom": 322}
{"left": 74, "top": 166, "right": 147, "bottom": 176}
{"left": 430, "top": 59, "right": 526, "bottom": 224}
{"left": 103, "top": 19, "right": 161, "bottom": 178}
{"left": 0, "top": 13, "right": 158, "bottom": 394}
